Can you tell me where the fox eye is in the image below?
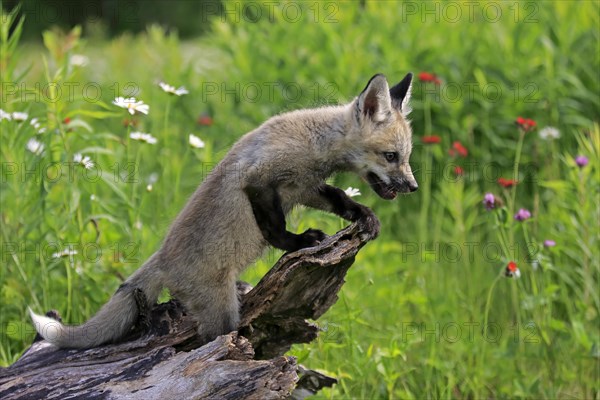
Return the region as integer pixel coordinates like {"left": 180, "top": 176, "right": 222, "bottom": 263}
{"left": 383, "top": 152, "right": 399, "bottom": 162}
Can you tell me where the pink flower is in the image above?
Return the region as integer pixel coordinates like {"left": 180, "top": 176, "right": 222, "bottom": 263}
{"left": 575, "top": 155, "right": 589, "bottom": 168}
{"left": 483, "top": 193, "right": 495, "bottom": 210}
{"left": 514, "top": 208, "right": 531, "bottom": 221}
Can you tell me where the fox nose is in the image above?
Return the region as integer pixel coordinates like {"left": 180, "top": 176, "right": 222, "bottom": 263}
{"left": 408, "top": 182, "right": 419, "bottom": 192}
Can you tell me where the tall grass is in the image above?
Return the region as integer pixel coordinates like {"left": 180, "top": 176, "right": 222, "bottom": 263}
{"left": 1, "top": 1, "right": 598, "bottom": 398}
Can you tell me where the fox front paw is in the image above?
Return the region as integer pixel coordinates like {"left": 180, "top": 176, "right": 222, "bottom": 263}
{"left": 357, "top": 211, "right": 380, "bottom": 241}
{"left": 296, "top": 228, "right": 327, "bottom": 250}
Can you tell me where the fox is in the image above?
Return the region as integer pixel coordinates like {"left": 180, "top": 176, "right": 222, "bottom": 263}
{"left": 29, "top": 73, "right": 418, "bottom": 348}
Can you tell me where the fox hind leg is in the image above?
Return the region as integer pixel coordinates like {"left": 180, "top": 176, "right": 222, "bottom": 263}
{"left": 185, "top": 281, "right": 240, "bottom": 344}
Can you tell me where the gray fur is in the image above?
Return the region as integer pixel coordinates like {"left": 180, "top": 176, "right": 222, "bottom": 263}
{"left": 30, "top": 73, "right": 417, "bottom": 348}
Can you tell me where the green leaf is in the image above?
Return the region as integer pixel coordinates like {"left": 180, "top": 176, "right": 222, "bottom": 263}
{"left": 69, "top": 189, "right": 80, "bottom": 214}
{"left": 77, "top": 146, "right": 115, "bottom": 156}
{"left": 99, "top": 173, "right": 134, "bottom": 208}
{"left": 66, "top": 110, "right": 121, "bottom": 120}
{"left": 5, "top": 320, "right": 32, "bottom": 342}
{"left": 64, "top": 118, "right": 93, "bottom": 132}
{"left": 549, "top": 318, "right": 568, "bottom": 332}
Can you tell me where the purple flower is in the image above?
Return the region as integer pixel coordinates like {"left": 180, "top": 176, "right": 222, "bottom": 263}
{"left": 544, "top": 240, "right": 556, "bottom": 248}
{"left": 514, "top": 208, "right": 531, "bottom": 221}
{"left": 483, "top": 193, "right": 495, "bottom": 210}
{"left": 575, "top": 155, "right": 589, "bottom": 168}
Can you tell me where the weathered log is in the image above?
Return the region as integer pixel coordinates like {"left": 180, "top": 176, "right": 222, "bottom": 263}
{"left": 0, "top": 223, "right": 368, "bottom": 399}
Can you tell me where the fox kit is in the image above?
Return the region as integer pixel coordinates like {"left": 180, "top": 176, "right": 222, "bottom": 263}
{"left": 30, "top": 73, "right": 418, "bottom": 348}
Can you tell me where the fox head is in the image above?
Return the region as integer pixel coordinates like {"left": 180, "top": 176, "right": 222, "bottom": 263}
{"left": 345, "top": 73, "right": 418, "bottom": 199}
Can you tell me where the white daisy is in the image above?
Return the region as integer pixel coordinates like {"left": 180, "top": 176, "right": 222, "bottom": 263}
{"left": 73, "top": 153, "right": 94, "bottom": 169}
{"left": 26, "top": 138, "right": 44, "bottom": 155}
{"left": 159, "top": 82, "right": 189, "bottom": 96}
{"left": 12, "top": 111, "right": 28, "bottom": 122}
{"left": 539, "top": 126, "right": 560, "bottom": 140}
{"left": 148, "top": 172, "right": 159, "bottom": 184}
{"left": 344, "top": 187, "right": 361, "bottom": 197}
{"left": 189, "top": 134, "right": 205, "bottom": 149}
{"left": 0, "top": 109, "right": 12, "bottom": 121}
{"left": 130, "top": 131, "right": 158, "bottom": 144}
{"left": 113, "top": 97, "right": 150, "bottom": 115}
{"left": 69, "top": 54, "right": 89, "bottom": 67}
{"left": 52, "top": 248, "right": 78, "bottom": 259}
{"left": 30, "top": 118, "right": 46, "bottom": 134}
{"left": 146, "top": 172, "right": 158, "bottom": 192}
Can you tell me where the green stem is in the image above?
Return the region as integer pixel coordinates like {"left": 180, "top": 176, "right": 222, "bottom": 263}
{"left": 510, "top": 279, "right": 522, "bottom": 339}
{"left": 65, "top": 256, "right": 73, "bottom": 321}
{"left": 340, "top": 291, "right": 354, "bottom": 359}
{"left": 521, "top": 223, "right": 539, "bottom": 296}
{"left": 424, "top": 94, "right": 432, "bottom": 135}
{"left": 125, "top": 123, "right": 132, "bottom": 163}
{"left": 510, "top": 131, "right": 526, "bottom": 218}
{"left": 174, "top": 145, "right": 190, "bottom": 204}
{"left": 496, "top": 225, "right": 512, "bottom": 260}
{"left": 577, "top": 169, "right": 590, "bottom": 302}
{"left": 124, "top": 123, "right": 133, "bottom": 228}
{"left": 418, "top": 146, "right": 432, "bottom": 244}
{"left": 163, "top": 98, "right": 172, "bottom": 150}
{"left": 482, "top": 272, "right": 503, "bottom": 341}
{"left": 131, "top": 147, "right": 143, "bottom": 230}
{"left": 508, "top": 130, "right": 526, "bottom": 256}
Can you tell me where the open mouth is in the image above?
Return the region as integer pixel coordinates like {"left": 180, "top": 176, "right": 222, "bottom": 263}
{"left": 366, "top": 172, "right": 397, "bottom": 200}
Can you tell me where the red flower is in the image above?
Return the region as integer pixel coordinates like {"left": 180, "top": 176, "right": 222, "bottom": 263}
{"left": 516, "top": 116, "right": 537, "bottom": 132}
{"left": 498, "top": 177, "right": 518, "bottom": 188}
{"left": 448, "top": 141, "right": 468, "bottom": 157}
{"left": 197, "top": 114, "right": 213, "bottom": 126}
{"left": 453, "top": 166, "right": 464, "bottom": 176}
{"left": 419, "top": 72, "right": 441, "bottom": 85}
{"left": 63, "top": 117, "right": 71, "bottom": 124}
{"left": 421, "top": 135, "right": 441, "bottom": 144}
{"left": 505, "top": 261, "right": 521, "bottom": 278}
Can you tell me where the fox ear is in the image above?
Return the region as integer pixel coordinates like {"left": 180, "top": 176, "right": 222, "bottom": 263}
{"left": 389, "top": 72, "right": 413, "bottom": 116}
{"left": 357, "top": 74, "right": 392, "bottom": 123}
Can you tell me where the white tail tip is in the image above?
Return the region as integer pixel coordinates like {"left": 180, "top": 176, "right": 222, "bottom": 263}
{"left": 28, "top": 307, "right": 64, "bottom": 345}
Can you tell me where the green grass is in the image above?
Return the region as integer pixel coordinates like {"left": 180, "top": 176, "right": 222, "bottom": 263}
{"left": 1, "top": 1, "right": 599, "bottom": 398}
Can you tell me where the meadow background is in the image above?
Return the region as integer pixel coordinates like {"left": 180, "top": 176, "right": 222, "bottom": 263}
{"left": 1, "top": 1, "right": 599, "bottom": 398}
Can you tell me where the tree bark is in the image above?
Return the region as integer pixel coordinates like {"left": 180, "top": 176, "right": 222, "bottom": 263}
{"left": 0, "top": 223, "right": 367, "bottom": 399}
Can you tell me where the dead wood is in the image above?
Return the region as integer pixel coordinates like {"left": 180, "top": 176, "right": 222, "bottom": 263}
{"left": 0, "top": 223, "right": 368, "bottom": 399}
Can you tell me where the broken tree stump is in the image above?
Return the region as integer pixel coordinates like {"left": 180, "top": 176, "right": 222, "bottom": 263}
{"left": 0, "top": 223, "right": 368, "bottom": 399}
